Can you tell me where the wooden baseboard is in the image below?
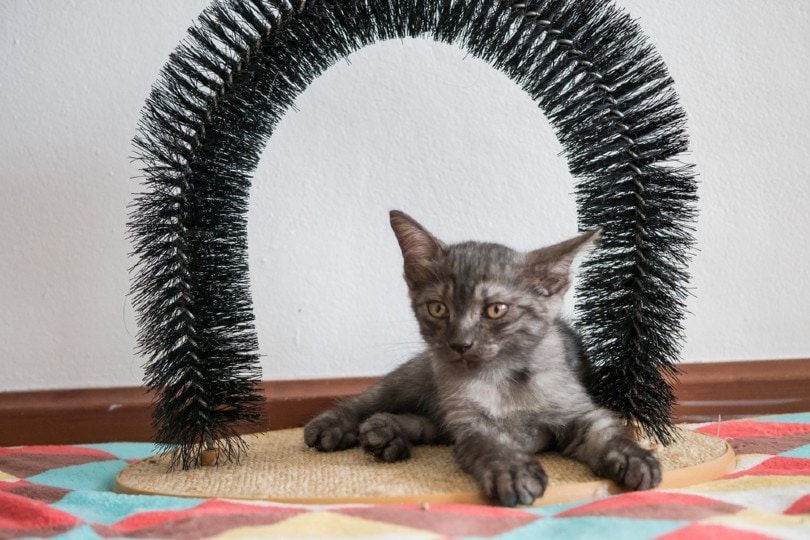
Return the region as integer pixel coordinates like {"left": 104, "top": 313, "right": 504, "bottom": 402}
{"left": 671, "top": 358, "right": 810, "bottom": 423}
{"left": 0, "top": 378, "right": 377, "bottom": 447}
{"left": 1, "top": 359, "right": 808, "bottom": 446}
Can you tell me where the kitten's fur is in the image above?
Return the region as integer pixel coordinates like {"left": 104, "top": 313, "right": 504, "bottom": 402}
{"left": 304, "top": 210, "right": 661, "bottom": 506}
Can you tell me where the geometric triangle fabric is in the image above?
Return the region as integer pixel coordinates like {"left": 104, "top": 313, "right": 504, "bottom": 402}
{"left": 2, "top": 414, "right": 810, "bottom": 539}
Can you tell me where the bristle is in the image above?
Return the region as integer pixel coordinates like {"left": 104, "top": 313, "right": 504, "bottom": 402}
{"left": 129, "top": 0, "right": 697, "bottom": 468}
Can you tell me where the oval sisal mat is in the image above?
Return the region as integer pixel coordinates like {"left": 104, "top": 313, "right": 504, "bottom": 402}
{"left": 116, "top": 427, "right": 734, "bottom": 506}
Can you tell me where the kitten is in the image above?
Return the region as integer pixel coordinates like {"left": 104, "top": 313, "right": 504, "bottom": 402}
{"left": 304, "top": 210, "right": 661, "bottom": 506}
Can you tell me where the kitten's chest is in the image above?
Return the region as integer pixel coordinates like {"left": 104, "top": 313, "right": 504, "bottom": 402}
{"left": 443, "top": 372, "right": 543, "bottom": 418}
{"left": 459, "top": 377, "right": 531, "bottom": 417}
{"left": 440, "top": 365, "right": 586, "bottom": 420}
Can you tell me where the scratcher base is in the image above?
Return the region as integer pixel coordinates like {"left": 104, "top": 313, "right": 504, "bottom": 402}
{"left": 116, "top": 427, "right": 734, "bottom": 506}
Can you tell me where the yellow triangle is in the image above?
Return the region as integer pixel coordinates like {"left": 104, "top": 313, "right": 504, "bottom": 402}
{"left": 0, "top": 470, "right": 19, "bottom": 482}
{"left": 689, "top": 475, "right": 810, "bottom": 493}
{"left": 214, "top": 510, "right": 441, "bottom": 538}
{"left": 707, "top": 508, "right": 810, "bottom": 527}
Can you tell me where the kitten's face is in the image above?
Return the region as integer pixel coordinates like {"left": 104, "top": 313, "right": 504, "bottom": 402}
{"left": 389, "top": 211, "right": 599, "bottom": 370}
{"left": 409, "top": 243, "right": 559, "bottom": 367}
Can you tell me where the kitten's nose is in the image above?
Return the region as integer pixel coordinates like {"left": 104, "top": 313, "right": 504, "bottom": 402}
{"left": 450, "top": 342, "right": 473, "bottom": 354}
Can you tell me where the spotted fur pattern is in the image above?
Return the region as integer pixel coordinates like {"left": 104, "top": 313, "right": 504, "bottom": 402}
{"left": 304, "top": 211, "right": 661, "bottom": 506}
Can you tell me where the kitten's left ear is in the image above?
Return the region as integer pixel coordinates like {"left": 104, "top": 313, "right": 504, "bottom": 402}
{"left": 523, "top": 228, "right": 602, "bottom": 296}
{"left": 389, "top": 210, "right": 447, "bottom": 286}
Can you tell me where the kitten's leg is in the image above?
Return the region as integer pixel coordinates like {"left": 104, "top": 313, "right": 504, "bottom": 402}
{"left": 304, "top": 357, "right": 432, "bottom": 452}
{"left": 557, "top": 408, "right": 662, "bottom": 491}
{"left": 303, "top": 399, "right": 362, "bottom": 452}
{"left": 452, "top": 431, "right": 548, "bottom": 507}
{"left": 359, "top": 413, "right": 441, "bottom": 462}
{"left": 303, "top": 389, "right": 384, "bottom": 452}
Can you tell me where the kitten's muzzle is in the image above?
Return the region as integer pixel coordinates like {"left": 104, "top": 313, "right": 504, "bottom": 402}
{"left": 449, "top": 342, "right": 474, "bottom": 355}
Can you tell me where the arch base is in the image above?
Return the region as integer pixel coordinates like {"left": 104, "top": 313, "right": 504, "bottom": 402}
{"left": 116, "top": 426, "right": 733, "bottom": 506}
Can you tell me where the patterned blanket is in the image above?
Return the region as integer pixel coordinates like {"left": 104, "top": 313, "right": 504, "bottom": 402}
{"left": 2, "top": 413, "right": 809, "bottom": 539}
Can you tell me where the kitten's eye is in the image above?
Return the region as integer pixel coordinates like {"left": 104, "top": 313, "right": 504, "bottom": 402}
{"left": 426, "top": 301, "right": 449, "bottom": 319}
{"left": 484, "top": 303, "right": 509, "bottom": 320}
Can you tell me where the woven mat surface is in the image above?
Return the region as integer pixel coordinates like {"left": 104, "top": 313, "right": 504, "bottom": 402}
{"left": 116, "top": 427, "right": 730, "bottom": 503}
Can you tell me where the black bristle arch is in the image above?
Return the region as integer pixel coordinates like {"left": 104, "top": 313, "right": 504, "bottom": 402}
{"left": 129, "top": 0, "right": 697, "bottom": 468}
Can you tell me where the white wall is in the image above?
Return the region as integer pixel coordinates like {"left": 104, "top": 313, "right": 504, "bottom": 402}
{"left": 1, "top": 1, "right": 808, "bottom": 392}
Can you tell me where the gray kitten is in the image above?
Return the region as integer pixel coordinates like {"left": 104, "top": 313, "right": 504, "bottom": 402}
{"left": 304, "top": 210, "right": 661, "bottom": 506}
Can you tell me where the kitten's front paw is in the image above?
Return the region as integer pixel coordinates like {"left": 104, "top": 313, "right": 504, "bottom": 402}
{"left": 599, "top": 440, "right": 662, "bottom": 491}
{"left": 359, "top": 413, "right": 411, "bottom": 462}
{"left": 303, "top": 410, "right": 359, "bottom": 452}
{"left": 478, "top": 455, "right": 548, "bottom": 507}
